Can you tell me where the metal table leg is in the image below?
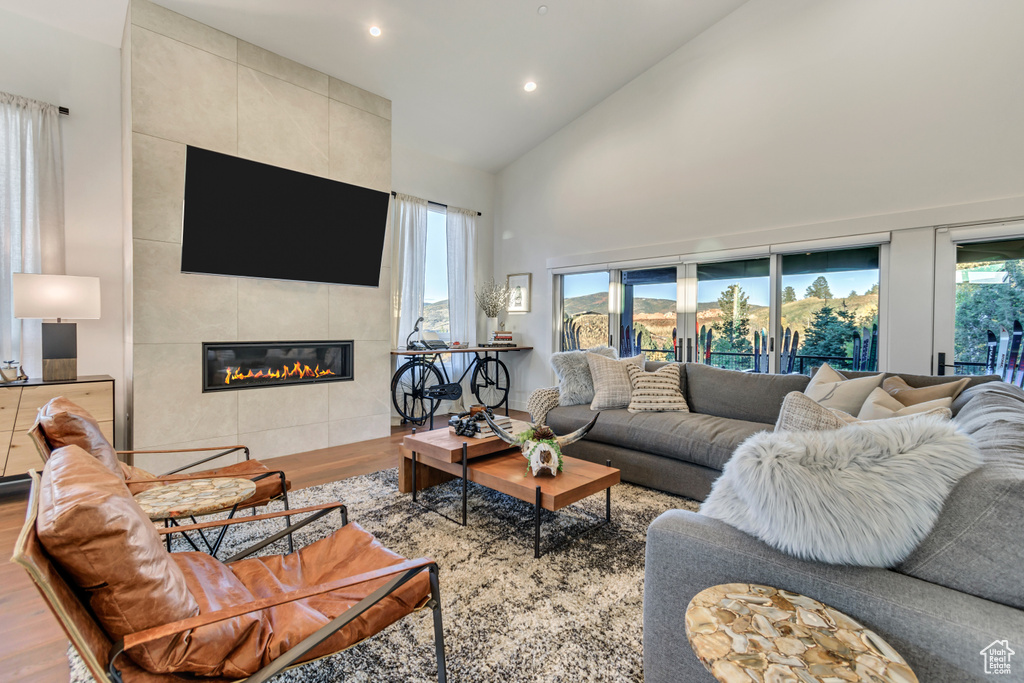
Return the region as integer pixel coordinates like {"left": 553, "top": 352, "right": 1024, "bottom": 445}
{"left": 606, "top": 459, "right": 612, "bottom": 522}
{"left": 412, "top": 450, "right": 418, "bottom": 502}
{"left": 461, "top": 442, "right": 468, "bottom": 526}
{"left": 534, "top": 486, "right": 542, "bottom": 559}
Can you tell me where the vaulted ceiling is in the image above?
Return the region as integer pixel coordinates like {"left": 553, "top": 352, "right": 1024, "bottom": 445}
{"left": 0, "top": 0, "right": 748, "bottom": 172}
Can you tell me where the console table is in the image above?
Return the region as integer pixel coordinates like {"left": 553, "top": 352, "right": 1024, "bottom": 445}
{"left": 0, "top": 375, "right": 115, "bottom": 478}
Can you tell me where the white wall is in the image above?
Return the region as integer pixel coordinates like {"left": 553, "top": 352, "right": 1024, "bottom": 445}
{"left": 392, "top": 142, "right": 497, "bottom": 342}
{"left": 496, "top": 0, "right": 1024, "bottom": 400}
{"left": 0, "top": 10, "right": 125, "bottom": 442}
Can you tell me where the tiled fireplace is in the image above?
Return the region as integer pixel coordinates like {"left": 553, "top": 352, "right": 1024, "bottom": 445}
{"left": 203, "top": 341, "right": 354, "bottom": 392}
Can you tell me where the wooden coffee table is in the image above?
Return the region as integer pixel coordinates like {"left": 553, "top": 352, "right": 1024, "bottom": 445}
{"left": 401, "top": 427, "right": 620, "bottom": 557}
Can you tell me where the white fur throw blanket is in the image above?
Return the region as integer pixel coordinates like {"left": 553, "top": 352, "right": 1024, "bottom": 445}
{"left": 700, "top": 414, "right": 982, "bottom": 567}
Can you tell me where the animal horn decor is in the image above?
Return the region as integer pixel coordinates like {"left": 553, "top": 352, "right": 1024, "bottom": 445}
{"left": 483, "top": 413, "right": 599, "bottom": 476}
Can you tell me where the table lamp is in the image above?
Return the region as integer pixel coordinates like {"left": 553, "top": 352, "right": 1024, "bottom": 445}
{"left": 12, "top": 273, "right": 101, "bottom": 381}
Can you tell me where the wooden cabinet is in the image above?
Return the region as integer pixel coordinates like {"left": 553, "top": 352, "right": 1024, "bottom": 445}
{"left": 0, "top": 375, "right": 114, "bottom": 478}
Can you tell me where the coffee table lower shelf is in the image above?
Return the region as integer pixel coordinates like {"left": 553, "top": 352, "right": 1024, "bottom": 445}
{"left": 399, "top": 445, "right": 620, "bottom": 558}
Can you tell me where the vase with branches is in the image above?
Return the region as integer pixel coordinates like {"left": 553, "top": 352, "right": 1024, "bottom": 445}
{"left": 476, "top": 278, "right": 510, "bottom": 337}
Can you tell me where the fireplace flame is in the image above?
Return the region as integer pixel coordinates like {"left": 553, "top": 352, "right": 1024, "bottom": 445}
{"left": 224, "top": 361, "right": 336, "bottom": 385}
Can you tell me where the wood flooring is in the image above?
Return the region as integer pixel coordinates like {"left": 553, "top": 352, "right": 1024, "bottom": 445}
{"left": 0, "top": 411, "right": 527, "bottom": 682}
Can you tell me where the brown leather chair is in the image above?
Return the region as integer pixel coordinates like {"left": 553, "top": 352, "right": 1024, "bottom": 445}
{"left": 12, "top": 446, "right": 447, "bottom": 683}
{"left": 30, "top": 397, "right": 295, "bottom": 554}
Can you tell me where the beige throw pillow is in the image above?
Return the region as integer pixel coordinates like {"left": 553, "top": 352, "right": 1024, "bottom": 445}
{"left": 883, "top": 376, "right": 970, "bottom": 406}
{"left": 804, "top": 363, "right": 884, "bottom": 414}
{"left": 626, "top": 364, "right": 688, "bottom": 413}
{"left": 588, "top": 353, "right": 645, "bottom": 411}
{"left": 775, "top": 391, "right": 850, "bottom": 432}
{"left": 858, "top": 387, "right": 954, "bottom": 420}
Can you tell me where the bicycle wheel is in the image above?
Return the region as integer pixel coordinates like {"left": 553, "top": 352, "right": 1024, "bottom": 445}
{"left": 391, "top": 361, "right": 444, "bottom": 425}
{"left": 471, "top": 357, "right": 510, "bottom": 410}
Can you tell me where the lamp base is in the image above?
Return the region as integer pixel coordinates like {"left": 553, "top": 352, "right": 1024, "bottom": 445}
{"left": 41, "top": 322, "right": 78, "bottom": 382}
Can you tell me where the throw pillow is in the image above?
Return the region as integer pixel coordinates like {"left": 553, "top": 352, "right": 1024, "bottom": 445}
{"left": 774, "top": 391, "right": 852, "bottom": 432}
{"left": 550, "top": 346, "right": 619, "bottom": 406}
{"left": 803, "top": 362, "right": 884, "bottom": 414}
{"left": 700, "top": 413, "right": 982, "bottom": 566}
{"left": 588, "top": 352, "right": 645, "bottom": 411}
{"left": 858, "top": 387, "right": 953, "bottom": 420}
{"left": 884, "top": 375, "right": 969, "bottom": 406}
{"left": 626, "top": 364, "right": 688, "bottom": 413}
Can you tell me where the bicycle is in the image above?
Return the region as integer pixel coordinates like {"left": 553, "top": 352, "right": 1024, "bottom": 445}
{"left": 391, "top": 320, "right": 511, "bottom": 426}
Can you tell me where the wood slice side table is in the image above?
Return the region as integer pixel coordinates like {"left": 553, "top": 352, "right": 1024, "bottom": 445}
{"left": 135, "top": 477, "right": 256, "bottom": 557}
{"left": 685, "top": 583, "right": 918, "bottom": 683}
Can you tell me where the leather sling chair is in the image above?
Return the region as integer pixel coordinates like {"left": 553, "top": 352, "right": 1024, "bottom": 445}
{"left": 29, "top": 396, "right": 295, "bottom": 556}
{"left": 12, "top": 445, "right": 448, "bottom": 683}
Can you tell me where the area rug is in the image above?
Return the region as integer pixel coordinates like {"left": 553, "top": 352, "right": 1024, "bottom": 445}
{"left": 70, "top": 468, "right": 698, "bottom": 682}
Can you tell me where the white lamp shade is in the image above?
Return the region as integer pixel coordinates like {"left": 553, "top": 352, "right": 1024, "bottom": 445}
{"left": 12, "top": 273, "right": 101, "bottom": 320}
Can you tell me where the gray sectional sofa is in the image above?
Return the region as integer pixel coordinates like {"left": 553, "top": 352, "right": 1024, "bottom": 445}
{"left": 536, "top": 362, "right": 1024, "bottom": 682}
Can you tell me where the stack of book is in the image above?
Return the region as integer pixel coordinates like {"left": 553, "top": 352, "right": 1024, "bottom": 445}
{"left": 476, "top": 414, "right": 513, "bottom": 438}
{"left": 484, "top": 331, "right": 516, "bottom": 347}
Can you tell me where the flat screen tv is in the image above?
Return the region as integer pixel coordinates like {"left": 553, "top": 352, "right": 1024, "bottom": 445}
{"left": 180, "top": 146, "right": 390, "bottom": 287}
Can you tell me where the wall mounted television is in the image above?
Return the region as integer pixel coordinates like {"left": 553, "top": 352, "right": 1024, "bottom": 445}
{"left": 180, "top": 146, "right": 390, "bottom": 287}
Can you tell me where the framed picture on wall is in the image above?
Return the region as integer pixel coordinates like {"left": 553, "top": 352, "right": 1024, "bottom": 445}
{"left": 507, "top": 273, "right": 532, "bottom": 313}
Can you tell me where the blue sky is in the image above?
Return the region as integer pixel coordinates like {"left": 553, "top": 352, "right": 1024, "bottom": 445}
{"left": 423, "top": 208, "right": 449, "bottom": 303}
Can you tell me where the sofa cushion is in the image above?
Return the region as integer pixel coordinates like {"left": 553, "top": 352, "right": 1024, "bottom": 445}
{"left": 38, "top": 397, "right": 122, "bottom": 479}
{"left": 550, "top": 346, "right": 618, "bottom": 406}
{"left": 883, "top": 375, "right": 969, "bottom": 406}
{"left": 775, "top": 391, "right": 850, "bottom": 431}
{"left": 547, "top": 405, "right": 766, "bottom": 471}
{"left": 804, "top": 363, "right": 884, "bottom": 414}
{"left": 857, "top": 387, "right": 953, "bottom": 420}
{"left": 899, "top": 382, "right": 1024, "bottom": 609}
{"left": 588, "top": 352, "right": 645, "bottom": 410}
{"left": 627, "top": 364, "right": 689, "bottom": 413}
{"left": 36, "top": 445, "right": 199, "bottom": 671}
{"left": 684, "top": 364, "right": 809, "bottom": 424}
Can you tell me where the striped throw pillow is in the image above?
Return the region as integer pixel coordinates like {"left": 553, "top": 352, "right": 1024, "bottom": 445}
{"left": 626, "top": 364, "right": 689, "bottom": 413}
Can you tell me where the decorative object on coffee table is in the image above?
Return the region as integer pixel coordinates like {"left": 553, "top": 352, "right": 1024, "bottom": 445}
{"left": 686, "top": 583, "right": 918, "bottom": 682}
{"left": 507, "top": 272, "right": 531, "bottom": 313}
{"left": 483, "top": 411, "right": 598, "bottom": 476}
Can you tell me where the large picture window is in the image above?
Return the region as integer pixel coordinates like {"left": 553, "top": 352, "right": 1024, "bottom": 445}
{"left": 421, "top": 205, "right": 449, "bottom": 341}
{"left": 560, "top": 272, "right": 610, "bottom": 350}
{"left": 696, "top": 258, "right": 769, "bottom": 371}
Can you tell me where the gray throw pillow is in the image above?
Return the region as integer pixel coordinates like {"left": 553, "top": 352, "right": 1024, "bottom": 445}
{"left": 550, "top": 346, "right": 618, "bottom": 406}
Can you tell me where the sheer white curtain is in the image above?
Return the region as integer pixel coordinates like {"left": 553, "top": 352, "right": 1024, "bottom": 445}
{"left": 390, "top": 193, "right": 429, "bottom": 349}
{"left": 446, "top": 206, "right": 477, "bottom": 411}
{"left": 0, "top": 92, "right": 65, "bottom": 377}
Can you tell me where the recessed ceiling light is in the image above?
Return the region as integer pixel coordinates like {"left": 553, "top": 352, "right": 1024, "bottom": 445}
{"left": 538, "top": 5, "right": 548, "bottom": 15}
{"left": 369, "top": 26, "right": 382, "bottom": 37}
{"left": 524, "top": 81, "right": 537, "bottom": 92}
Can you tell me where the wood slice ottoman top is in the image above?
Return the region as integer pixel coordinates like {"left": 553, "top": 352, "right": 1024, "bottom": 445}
{"left": 685, "top": 583, "right": 917, "bottom": 683}
{"left": 134, "top": 477, "right": 257, "bottom": 520}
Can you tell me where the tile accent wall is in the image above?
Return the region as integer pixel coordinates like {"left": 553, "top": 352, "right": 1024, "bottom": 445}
{"left": 126, "top": 0, "right": 393, "bottom": 471}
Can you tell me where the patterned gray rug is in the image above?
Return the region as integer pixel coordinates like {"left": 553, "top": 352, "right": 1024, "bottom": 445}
{"left": 70, "top": 468, "right": 698, "bottom": 682}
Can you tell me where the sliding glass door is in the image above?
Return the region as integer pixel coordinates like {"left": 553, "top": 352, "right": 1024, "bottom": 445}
{"left": 695, "top": 259, "right": 770, "bottom": 371}
{"left": 620, "top": 267, "right": 677, "bottom": 360}
{"left": 779, "top": 247, "right": 880, "bottom": 374}
{"left": 560, "top": 271, "right": 611, "bottom": 350}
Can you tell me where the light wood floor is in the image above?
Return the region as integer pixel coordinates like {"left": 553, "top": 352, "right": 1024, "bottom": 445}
{"left": 0, "top": 410, "right": 527, "bottom": 682}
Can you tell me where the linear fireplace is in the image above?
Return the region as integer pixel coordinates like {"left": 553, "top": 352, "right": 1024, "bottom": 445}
{"left": 203, "top": 340, "right": 353, "bottom": 392}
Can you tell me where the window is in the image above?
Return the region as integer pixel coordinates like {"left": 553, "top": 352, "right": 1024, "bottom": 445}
{"left": 952, "top": 238, "right": 1024, "bottom": 375}
{"left": 780, "top": 247, "right": 880, "bottom": 374}
{"left": 696, "top": 258, "right": 770, "bottom": 371}
{"left": 561, "top": 271, "right": 610, "bottom": 350}
{"left": 621, "top": 267, "right": 677, "bottom": 360}
{"left": 422, "top": 205, "right": 449, "bottom": 341}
